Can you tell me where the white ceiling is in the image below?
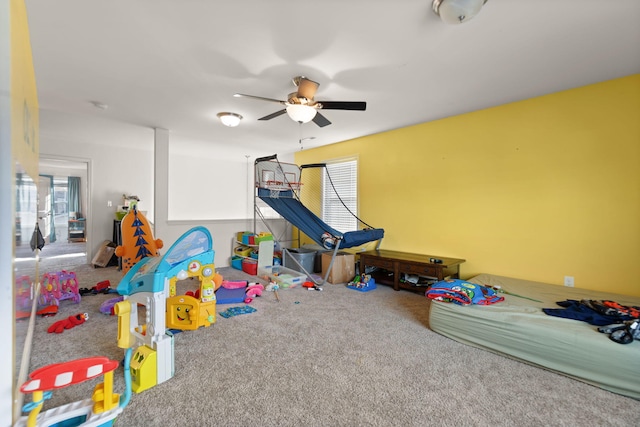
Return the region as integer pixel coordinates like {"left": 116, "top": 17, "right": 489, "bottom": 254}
{"left": 25, "top": 0, "right": 640, "bottom": 158}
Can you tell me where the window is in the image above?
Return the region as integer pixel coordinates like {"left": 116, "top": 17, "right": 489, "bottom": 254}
{"left": 322, "top": 159, "right": 357, "bottom": 233}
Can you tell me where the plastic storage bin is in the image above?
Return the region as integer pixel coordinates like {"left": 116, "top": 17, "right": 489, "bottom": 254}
{"left": 283, "top": 248, "right": 316, "bottom": 274}
{"left": 236, "top": 231, "right": 252, "bottom": 241}
{"left": 242, "top": 258, "right": 258, "bottom": 275}
{"left": 231, "top": 256, "right": 243, "bottom": 270}
{"left": 234, "top": 246, "right": 253, "bottom": 257}
{"left": 241, "top": 232, "right": 255, "bottom": 245}
{"left": 259, "top": 265, "right": 306, "bottom": 289}
{"left": 254, "top": 232, "right": 273, "bottom": 244}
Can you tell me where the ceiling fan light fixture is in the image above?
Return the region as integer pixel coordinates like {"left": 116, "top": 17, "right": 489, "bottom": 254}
{"left": 217, "top": 112, "right": 243, "bottom": 127}
{"left": 432, "top": 0, "right": 487, "bottom": 24}
{"left": 286, "top": 104, "right": 317, "bottom": 124}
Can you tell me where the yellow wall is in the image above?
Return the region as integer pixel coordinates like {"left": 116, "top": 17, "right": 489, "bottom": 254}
{"left": 8, "top": 0, "right": 40, "bottom": 423}
{"left": 11, "top": 0, "right": 39, "bottom": 176}
{"left": 295, "top": 75, "right": 640, "bottom": 297}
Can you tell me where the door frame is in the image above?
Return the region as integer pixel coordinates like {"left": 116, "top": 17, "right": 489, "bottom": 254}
{"left": 37, "top": 174, "right": 55, "bottom": 243}
{"left": 39, "top": 155, "right": 92, "bottom": 264}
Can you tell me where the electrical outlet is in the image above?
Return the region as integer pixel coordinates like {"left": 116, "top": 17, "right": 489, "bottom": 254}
{"left": 107, "top": 200, "right": 112, "bottom": 207}
{"left": 564, "top": 276, "right": 574, "bottom": 287}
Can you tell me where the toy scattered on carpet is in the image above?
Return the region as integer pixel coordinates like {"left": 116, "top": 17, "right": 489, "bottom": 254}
{"left": 303, "top": 281, "right": 323, "bottom": 291}
{"left": 15, "top": 275, "right": 32, "bottom": 310}
{"left": 219, "top": 305, "right": 257, "bottom": 318}
{"left": 47, "top": 312, "right": 88, "bottom": 334}
{"left": 216, "top": 281, "right": 248, "bottom": 304}
{"left": 266, "top": 281, "right": 280, "bottom": 302}
{"left": 15, "top": 275, "right": 59, "bottom": 319}
{"left": 100, "top": 296, "right": 125, "bottom": 315}
{"left": 34, "top": 305, "right": 59, "bottom": 317}
{"left": 79, "top": 280, "right": 113, "bottom": 295}
{"left": 40, "top": 270, "right": 81, "bottom": 306}
{"left": 16, "top": 304, "right": 58, "bottom": 320}
{"left": 245, "top": 283, "right": 264, "bottom": 303}
{"left": 347, "top": 274, "right": 376, "bottom": 292}
{"left": 221, "top": 280, "right": 248, "bottom": 289}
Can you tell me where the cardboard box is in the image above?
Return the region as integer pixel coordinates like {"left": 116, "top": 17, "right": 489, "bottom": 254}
{"left": 92, "top": 240, "right": 116, "bottom": 267}
{"left": 321, "top": 252, "right": 355, "bottom": 284}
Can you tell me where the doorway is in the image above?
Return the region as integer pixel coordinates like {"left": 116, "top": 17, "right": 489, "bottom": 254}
{"left": 16, "top": 158, "right": 90, "bottom": 263}
{"left": 37, "top": 175, "right": 54, "bottom": 244}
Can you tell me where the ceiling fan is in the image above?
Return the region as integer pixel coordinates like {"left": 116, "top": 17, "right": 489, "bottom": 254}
{"left": 234, "top": 76, "right": 366, "bottom": 127}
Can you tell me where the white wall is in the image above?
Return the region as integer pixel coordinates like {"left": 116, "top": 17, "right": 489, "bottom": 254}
{"left": 167, "top": 152, "right": 254, "bottom": 220}
{"left": 158, "top": 133, "right": 292, "bottom": 267}
{"left": 166, "top": 138, "right": 294, "bottom": 221}
{"left": 39, "top": 116, "right": 294, "bottom": 267}
{"left": 41, "top": 135, "right": 155, "bottom": 260}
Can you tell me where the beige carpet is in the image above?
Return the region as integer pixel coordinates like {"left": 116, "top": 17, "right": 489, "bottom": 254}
{"left": 14, "top": 254, "right": 640, "bottom": 426}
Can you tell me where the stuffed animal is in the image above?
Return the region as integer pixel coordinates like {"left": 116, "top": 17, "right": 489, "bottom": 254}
{"left": 244, "top": 283, "right": 264, "bottom": 303}
{"left": 47, "top": 312, "right": 88, "bottom": 334}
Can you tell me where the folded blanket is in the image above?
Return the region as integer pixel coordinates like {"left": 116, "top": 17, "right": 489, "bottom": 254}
{"left": 426, "top": 279, "right": 504, "bottom": 305}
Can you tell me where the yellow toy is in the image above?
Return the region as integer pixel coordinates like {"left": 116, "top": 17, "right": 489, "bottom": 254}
{"left": 115, "top": 204, "right": 164, "bottom": 274}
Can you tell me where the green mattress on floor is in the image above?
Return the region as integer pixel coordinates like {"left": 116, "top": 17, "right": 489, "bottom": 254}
{"left": 428, "top": 273, "right": 640, "bottom": 399}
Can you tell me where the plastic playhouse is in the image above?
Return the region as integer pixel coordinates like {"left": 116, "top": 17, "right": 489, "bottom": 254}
{"left": 115, "top": 226, "right": 222, "bottom": 393}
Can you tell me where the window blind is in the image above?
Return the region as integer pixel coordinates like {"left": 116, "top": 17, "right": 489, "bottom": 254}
{"left": 322, "top": 159, "right": 357, "bottom": 233}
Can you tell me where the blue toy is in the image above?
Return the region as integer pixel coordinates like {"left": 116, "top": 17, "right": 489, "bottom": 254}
{"left": 347, "top": 274, "right": 376, "bottom": 292}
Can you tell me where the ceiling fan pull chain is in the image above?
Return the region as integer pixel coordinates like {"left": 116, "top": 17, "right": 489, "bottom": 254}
{"left": 299, "top": 123, "right": 303, "bottom": 150}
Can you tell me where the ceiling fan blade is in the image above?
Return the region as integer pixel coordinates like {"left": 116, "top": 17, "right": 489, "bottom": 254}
{"left": 318, "top": 101, "right": 366, "bottom": 111}
{"left": 312, "top": 112, "right": 332, "bottom": 127}
{"left": 234, "top": 93, "right": 286, "bottom": 104}
{"left": 258, "top": 109, "right": 287, "bottom": 121}
{"left": 296, "top": 77, "right": 319, "bottom": 100}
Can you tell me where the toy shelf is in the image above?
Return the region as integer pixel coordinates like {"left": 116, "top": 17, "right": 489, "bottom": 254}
{"left": 231, "top": 238, "right": 274, "bottom": 276}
